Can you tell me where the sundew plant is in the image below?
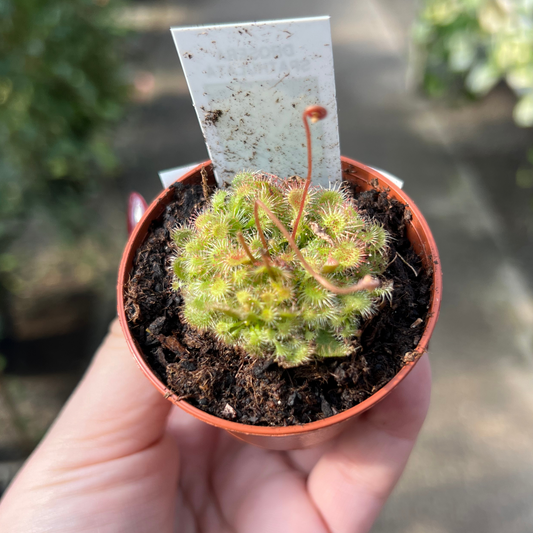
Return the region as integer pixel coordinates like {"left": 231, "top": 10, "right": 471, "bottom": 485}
{"left": 171, "top": 106, "right": 393, "bottom": 366}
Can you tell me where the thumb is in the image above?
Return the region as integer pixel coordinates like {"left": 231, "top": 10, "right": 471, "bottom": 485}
{"left": 39, "top": 318, "right": 172, "bottom": 467}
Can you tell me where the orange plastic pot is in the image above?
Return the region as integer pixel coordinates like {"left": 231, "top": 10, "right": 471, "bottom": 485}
{"left": 117, "top": 156, "right": 442, "bottom": 450}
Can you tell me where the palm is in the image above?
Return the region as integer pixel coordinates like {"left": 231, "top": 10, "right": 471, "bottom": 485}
{"left": 169, "top": 414, "right": 328, "bottom": 533}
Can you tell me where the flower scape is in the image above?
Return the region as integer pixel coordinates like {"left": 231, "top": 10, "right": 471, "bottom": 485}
{"left": 171, "top": 107, "right": 393, "bottom": 367}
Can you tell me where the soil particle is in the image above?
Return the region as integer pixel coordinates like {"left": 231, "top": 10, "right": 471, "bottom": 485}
{"left": 124, "top": 181, "right": 433, "bottom": 426}
{"left": 205, "top": 109, "right": 223, "bottom": 125}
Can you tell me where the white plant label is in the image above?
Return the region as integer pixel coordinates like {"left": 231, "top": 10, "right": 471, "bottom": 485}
{"left": 159, "top": 162, "right": 202, "bottom": 189}
{"left": 171, "top": 16, "right": 341, "bottom": 187}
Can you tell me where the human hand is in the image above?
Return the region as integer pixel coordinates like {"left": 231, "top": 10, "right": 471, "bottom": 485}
{"left": 0, "top": 319, "right": 431, "bottom": 533}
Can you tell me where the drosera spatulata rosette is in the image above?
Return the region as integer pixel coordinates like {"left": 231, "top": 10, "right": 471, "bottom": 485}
{"left": 171, "top": 106, "right": 393, "bottom": 366}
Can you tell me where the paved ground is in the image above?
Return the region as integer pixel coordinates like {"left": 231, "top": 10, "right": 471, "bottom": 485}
{"left": 2, "top": 0, "right": 533, "bottom": 530}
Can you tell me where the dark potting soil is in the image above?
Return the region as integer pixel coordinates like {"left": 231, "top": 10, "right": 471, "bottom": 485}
{"left": 124, "top": 180, "right": 433, "bottom": 426}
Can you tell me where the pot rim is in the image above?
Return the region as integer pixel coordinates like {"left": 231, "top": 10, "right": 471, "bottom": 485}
{"left": 117, "top": 156, "right": 442, "bottom": 438}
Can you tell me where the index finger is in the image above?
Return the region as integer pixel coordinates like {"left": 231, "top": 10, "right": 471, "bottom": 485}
{"left": 307, "top": 354, "right": 431, "bottom": 533}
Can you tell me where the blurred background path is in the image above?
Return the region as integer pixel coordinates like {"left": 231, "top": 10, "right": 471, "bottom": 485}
{"left": 1, "top": 1, "right": 533, "bottom": 531}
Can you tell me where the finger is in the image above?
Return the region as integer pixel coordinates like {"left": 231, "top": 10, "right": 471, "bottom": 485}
{"left": 308, "top": 354, "right": 431, "bottom": 533}
{"left": 286, "top": 439, "right": 335, "bottom": 475}
{"left": 165, "top": 406, "right": 220, "bottom": 516}
{"left": 38, "top": 319, "right": 173, "bottom": 466}
{"left": 211, "top": 439, "right": 330, "bottom": 533}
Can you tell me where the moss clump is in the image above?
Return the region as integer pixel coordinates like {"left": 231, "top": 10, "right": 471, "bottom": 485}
{"left": 172, "top": 172, "right": 392, "bottom": 367}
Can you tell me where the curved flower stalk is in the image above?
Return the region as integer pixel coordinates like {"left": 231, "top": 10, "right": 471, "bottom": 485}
{"left": 171, "top": 106, "right": 393, "bottom": 366}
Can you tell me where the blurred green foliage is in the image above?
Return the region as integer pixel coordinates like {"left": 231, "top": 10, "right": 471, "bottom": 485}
{"left": 0, "top": 0, "right": 128, "bottom": 318}
{"left": 413, "top": 0, "right": 533, "bottom": 127}
{"left": 0, "top": 0, "right": 128, "bottom": 238}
